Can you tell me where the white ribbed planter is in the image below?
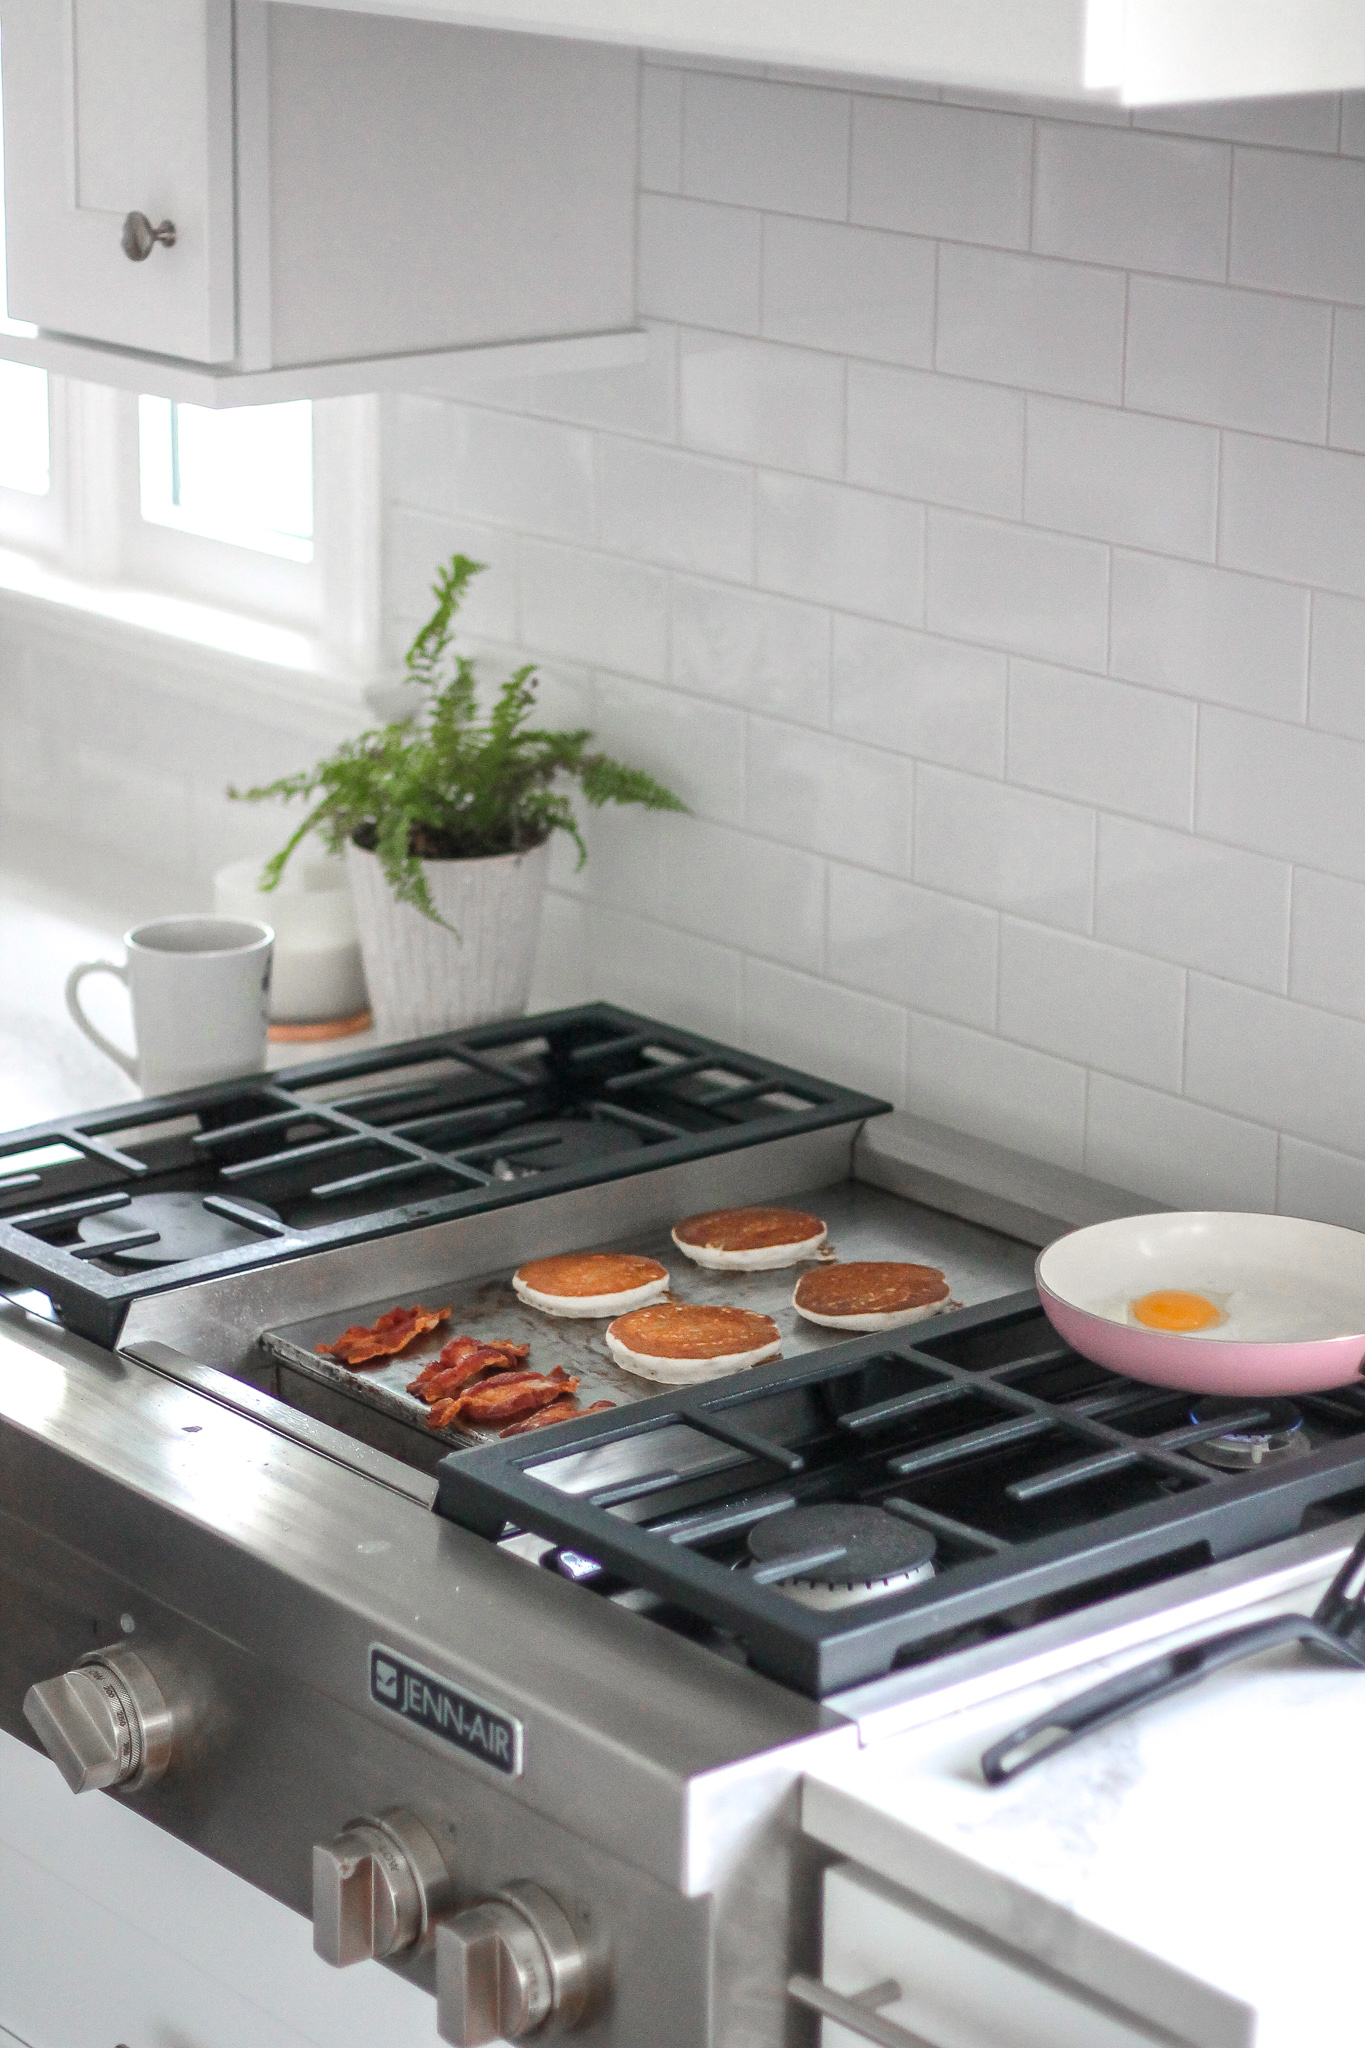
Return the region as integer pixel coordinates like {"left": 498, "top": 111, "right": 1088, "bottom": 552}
{"left": 344, "top": 836, "right": 550, "bottom": 1037}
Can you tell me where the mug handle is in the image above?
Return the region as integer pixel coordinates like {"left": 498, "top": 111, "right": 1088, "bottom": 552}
{"left": 64, "top": 960, "right": 137, "bottom": 1081}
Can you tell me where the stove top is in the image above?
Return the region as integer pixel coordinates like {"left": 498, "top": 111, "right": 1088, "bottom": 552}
{"left": 0, "top": 1003, "right": 885, "bottom": 1346}
{"left": 435, "top": 1293, "right": 1365, "bottom": 1697}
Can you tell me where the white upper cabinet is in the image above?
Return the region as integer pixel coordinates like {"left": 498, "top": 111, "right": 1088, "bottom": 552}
{"left": 0, "top": 2, "right": 640, "bottom": 402}
{"left": 2, "top": 0, "right": 235, "bottom": 360}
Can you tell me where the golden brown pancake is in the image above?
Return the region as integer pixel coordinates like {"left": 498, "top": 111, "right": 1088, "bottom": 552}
{"left": 672, "top": 1205, "right": 827, "bottom": 1269}
{"left": 794, "top": 1261, "right": 950, "bottom": 1330}
{"left": 606, "top": 1302, "right": 782, "bottom": 1383}
{"left": 512, "top": 1251, "right": 669, "bottom": 1318}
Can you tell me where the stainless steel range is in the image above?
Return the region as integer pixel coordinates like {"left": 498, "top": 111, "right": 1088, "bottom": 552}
{"left": 5, "top": 1003, "right": 1365, "bottom": 2048}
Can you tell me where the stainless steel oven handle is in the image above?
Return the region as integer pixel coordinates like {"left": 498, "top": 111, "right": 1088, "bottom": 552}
{"left": 788, "top": 1973, "right": 941, "bottom": 2048}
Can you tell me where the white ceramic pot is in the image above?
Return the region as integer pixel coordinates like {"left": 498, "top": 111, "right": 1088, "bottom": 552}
{"left": 344, "top": 836, "right": 550, "bottom": 1038}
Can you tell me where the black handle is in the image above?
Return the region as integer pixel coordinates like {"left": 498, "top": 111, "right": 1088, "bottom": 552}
{"left": 981, "top": 1611, "right": 1365, "bottom": 1785}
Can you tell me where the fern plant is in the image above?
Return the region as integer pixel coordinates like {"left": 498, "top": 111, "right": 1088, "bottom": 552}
{"left": 231, "top": 554, "right": 686, "bottom": 926}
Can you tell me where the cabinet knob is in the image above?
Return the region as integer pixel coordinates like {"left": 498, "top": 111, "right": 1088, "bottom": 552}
{"left": 436, "top": 1881, "right": 601, "bottom": 2045}
{"left": 312, "top": 1807, "right": 455, "bottom": 1968}
{"left": 23, "top": 1645, "right": 176, "bottom": 1795}
{"left": 121, "top": 211, "right": 177, "bottom": 261}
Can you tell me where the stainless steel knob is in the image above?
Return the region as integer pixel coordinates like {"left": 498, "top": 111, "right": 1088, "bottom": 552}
{"left": 23, "top": 1645, "right": 175, "bottom": 1795}
{"left": 313, "top": 1807, "right": 455, "bottom": 1967}
{"left": 121, "top": 211, "right": 177, "bottom": 261}
{"left": 436, "top": 1881, "right": 601, "bottom": 2045}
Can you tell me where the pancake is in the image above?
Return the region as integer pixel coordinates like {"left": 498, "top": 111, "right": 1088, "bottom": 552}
{"left": 605, "top": 1302, "right": 782, "bottom": 1384}
{"left": 671, "top": 1205, "right": 827, "bottom": 1271}
{"left": 512, "top": 1251, "right": 670, "bottom": 1319}
{"left": 793, "top": 1261, "right": 951, "bottom": 1331}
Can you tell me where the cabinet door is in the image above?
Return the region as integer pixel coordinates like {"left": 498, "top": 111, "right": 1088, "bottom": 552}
{"left": 0, "top": 0, "right": 234, "bottom": 361}
{"left": 819, "top": 1864, "right": 1177, "bottom": 2048}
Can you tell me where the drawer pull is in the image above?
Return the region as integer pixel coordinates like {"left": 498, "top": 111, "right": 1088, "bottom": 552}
{"left": 788, "top": 1973, "right": 938, "bottom": 2048}
{"left": 121, "top": 211, "right": 177, "bottom": 261}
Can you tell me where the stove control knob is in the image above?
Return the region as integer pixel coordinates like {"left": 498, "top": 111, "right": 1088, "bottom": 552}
{"left": 312, "top": 1807, "right": 455, "bottom": 1967}
{"left": 436, "top": 1881, "right": 601, "bottom": 2045}
{"left": 23, "top": 1646, "right": 175, "bottom": 1795}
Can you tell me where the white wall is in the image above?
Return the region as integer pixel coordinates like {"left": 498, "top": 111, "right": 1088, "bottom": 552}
{"left": 379, "top": 68, "right": 1365, "bottom": 1228}
{"left": 8, "top": 67, "right": 1365, "bottom": 1228}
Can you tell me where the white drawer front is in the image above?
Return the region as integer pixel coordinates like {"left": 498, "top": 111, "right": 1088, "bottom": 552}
{"left": 820, "top": 1863, "right": 1177, "bottom": 2048}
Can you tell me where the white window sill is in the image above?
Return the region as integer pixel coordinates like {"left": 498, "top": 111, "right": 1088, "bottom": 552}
{"left": 0, "top": 544, "right": 375, "bottom": 725}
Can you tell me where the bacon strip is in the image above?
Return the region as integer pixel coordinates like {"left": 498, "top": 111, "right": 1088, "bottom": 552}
{"left": 317, "top": 1303, "right": 450, "bottom": 1367}
{"left": 500, "top": 1398, "right": 614, "bottom": 1438}
{"left": 407, "top": 1337, "right": 529, "bottom": 1403}
{"left": 425, "top": 1367, "right": 577, "bottom": 1429}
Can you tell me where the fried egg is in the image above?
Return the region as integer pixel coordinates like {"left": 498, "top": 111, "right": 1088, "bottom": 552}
{"left": 1128, "top": 1288, "right": 1228, "bottom": 1334}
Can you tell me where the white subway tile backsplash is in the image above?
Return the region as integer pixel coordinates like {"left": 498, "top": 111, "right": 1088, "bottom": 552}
{"left": 1024, "top": 397, "right": 1219, "bottom": 559}
{"left": 850, "top": 98, "right": 1032, "bottom": 248}
{"left": 1308, "top": 592, "right": 1365, "bottom": 740}
{"left": 746, "top": 718, "right": 913, "bottom": 871}
{"left": 1124, "top": 278, "right": 1330, "bottom": 441}
{"left": 637, "top": 194, "right": 762, "bottom": 333}
{"left": 846, "top": 364, "right": 1024, "bottom": 518}
{"left": 1277, "top": 1138, "right": 1365, "bottom": 1229}
{"left": 672, "top": 577, "right": 830, "bottom": 723}
{"left": 935, "top": 245, "right": 1125, "bottom": 403}
{"left": 679, "top": 333, "right": 844, "bottom": 476}
{"left": 907, "top": 1014, "right": 1087, "bottom": 1170}
{"left": 640, "top": 66, "right": 684, "bottom": 193}
{"left": 914, "top": 766, "right": 1094, "bottom": 932}
{"left": 1231, "top": 147, "right": 1365, "bottom": 304}
{"left": 598, "top": 439, "right": 753, "bottom": 577}
{"left": 756, "top": 473, "right": 924, "bottom": 625}
{"left": 354, "top": 67, "right": 1365, "bottom": 1235}
{"left": 761, "top": 217, "right": 935, "bottom": 367}
{"left": 743, "top": 959, "right": 907, "bottom": 1103}
{"left": 593, "top": 673, "right": 746, "bottom": 825}
{"left": 826, "top": 865, "right": 997, "bottom": 1028}
{"left": 1095, "top": 815, "right": 1291, "bottom": 991}
{"left": 1007, "top": 660, "right": 1196, "bottom": 828}
{"left": 1133, "top": 96, "right": 1340, "bottom": 154}
{"left": 652, "top": 815, "right": 826, "bottom": 971}
{"left": 591, "top": 902, "right": 743, "bottom": 1041}
{"left": 682, "top": 73, "right": 850, "bottom": 221}
{"left": 1084, "top": 1076, "right": 1279, "bottom": 1212}
{"left": 1032, "top": 123, "right": 1231, "bottom": 280}
{"left": 527, "top": 892, "right": 593, "bottom": 1010}
{"left": 1186, "top": 974, "right": 1365, "bottom": 1158}
{"left": 831, "top": 616, "right": 1006, "bottom": 773}
{"left": 1288, "top": 869, "right": 1365, "bottom": 1022}
{"left": 1109, "top": 553, "right": 1309, "bottom": 721}
{"left": 1196, "top": 706, "right": 1365, "bottom": 880}
{"left": 1329, "top": 308, "right": 1365, "bottom": 453}
{"left": 925, "top": 510, "right": 1108, "bottom": 668}
{"left": 446, "top": 408, "right": 595, "bottom": 542}
{"left": 518, "top": 540, "right": 668, "bottom": 680}
{"left": 998, "top": 920, "right": 1185, "bottom": 1089}
{"left": 1220, "top": 433, "right": 1365, "bottom": 596}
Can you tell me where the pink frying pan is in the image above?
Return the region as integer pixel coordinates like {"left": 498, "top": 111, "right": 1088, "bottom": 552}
{"left": 1036, "top": 1211, "right": 1365, "bottom": 1396}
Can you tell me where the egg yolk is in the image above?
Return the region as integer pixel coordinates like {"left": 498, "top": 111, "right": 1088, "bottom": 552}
{"left": 1130, "top": 1289, "right": 1225, "bottom": 1333}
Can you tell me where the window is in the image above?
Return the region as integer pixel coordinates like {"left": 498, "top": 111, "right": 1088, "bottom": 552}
{"left": 137, "top": 396, "right": 314, "bottom": 560}
{"left": 0, "top": 57, "right": 57, "bottom": 546}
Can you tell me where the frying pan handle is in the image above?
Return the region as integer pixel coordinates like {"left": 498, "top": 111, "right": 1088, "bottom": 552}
{"left": 980, "top": 1614, "right": 1362, "bottom": 1785}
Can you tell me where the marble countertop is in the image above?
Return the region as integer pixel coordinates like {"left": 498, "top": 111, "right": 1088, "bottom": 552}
{"left": 804, "top": 1554, "right": 1365, "bottom": 2048}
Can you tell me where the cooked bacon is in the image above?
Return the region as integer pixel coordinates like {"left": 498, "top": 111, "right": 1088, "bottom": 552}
{"left": 317, "top": 1303, "right": 450, "bottom": 1367}
{"left": 500, "top": 1398, "right": 614, "bottom": 1438}
{"left": 444, "top": 1368, "right": 578, "bottom": 1426}
{"left": 407, "top": 1337, "right": 530, "bottom": 1403}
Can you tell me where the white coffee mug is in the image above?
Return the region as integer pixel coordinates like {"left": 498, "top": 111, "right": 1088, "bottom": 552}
{"left": 65, "top": 915, "right": 274, "bottom": 1097}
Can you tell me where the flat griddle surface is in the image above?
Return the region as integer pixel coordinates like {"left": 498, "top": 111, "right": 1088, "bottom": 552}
{"left": 259, "top": 1182, "right": 1036, "bottom": 1449}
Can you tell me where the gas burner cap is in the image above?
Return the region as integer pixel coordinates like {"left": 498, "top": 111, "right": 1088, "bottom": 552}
{"left": 1186, "top": 1396, "right": 1311, "bottom": 1471}
{"left": 76, "top": 1192, "right": 281, "bottom": 1266}
{"left": 746, "top": 1504, "right": 936, "bottom": 1610}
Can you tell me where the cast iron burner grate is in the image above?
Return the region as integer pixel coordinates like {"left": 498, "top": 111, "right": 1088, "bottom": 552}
{"left": 434, "top": 1294, "right": 1365, "bottom": 1697}
{"left": 0, "top": 1003, "right": 885, "bottom": 1347}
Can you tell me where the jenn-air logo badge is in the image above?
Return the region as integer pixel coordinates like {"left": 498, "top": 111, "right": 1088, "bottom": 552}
{"left": 369, "top": 1645, "right": 523, "bottom": 1776}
